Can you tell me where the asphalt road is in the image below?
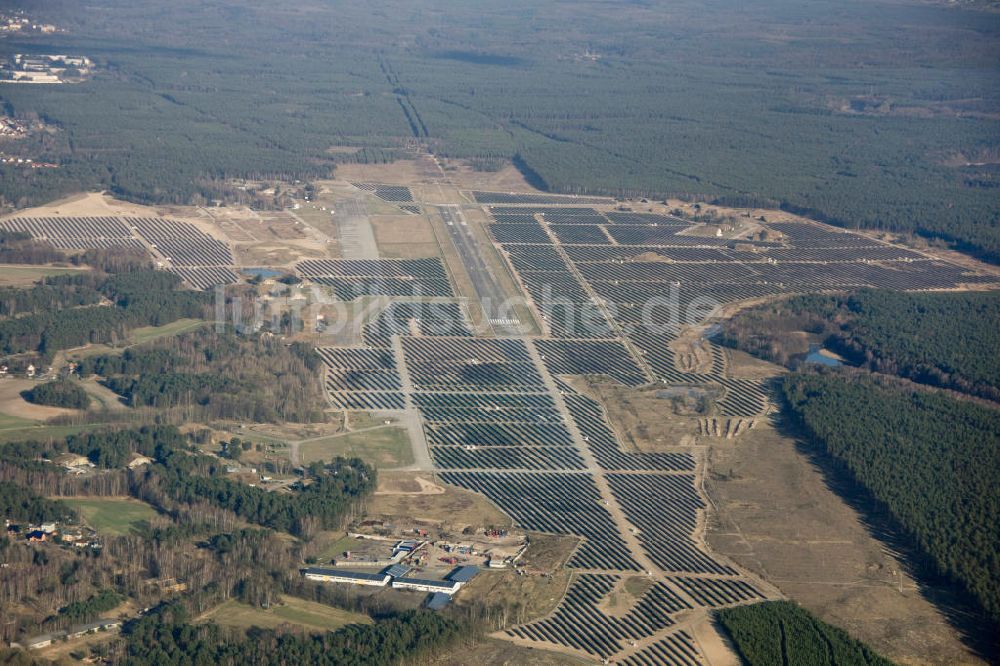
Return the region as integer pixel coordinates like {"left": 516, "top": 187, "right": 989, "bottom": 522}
{"left": 335, "top": 198, "right": 378, "bottom": 259}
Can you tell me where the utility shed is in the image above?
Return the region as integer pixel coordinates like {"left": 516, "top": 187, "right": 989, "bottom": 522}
{"left": 447, "top": 565, "right": 480, "bottom": 583}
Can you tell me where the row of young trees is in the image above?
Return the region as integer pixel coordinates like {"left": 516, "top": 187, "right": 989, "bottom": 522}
{"left": 783, "top": 370, "right": 1000, "bottom": 622}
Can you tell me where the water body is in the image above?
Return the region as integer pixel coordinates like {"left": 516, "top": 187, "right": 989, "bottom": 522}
{"left": 242, "top": 267, "right": 283, "bottom": 279}
{"left": 803, "top": 344, "right": 843, "bottom": 367}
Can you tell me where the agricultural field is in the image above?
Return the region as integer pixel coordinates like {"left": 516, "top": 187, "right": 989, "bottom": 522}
{"left": 0, "top": 264, "right": 88, "bottom": 286}
{"left": 63, "top": 497, "right": 159, "bottom": 536}
{"left": 196, "top": 596, "right": 370, "bottom": 633}
{"left": 297, "top": 427, "right": 413, "bottom": 469}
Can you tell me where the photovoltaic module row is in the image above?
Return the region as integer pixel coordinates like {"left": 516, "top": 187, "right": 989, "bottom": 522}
{"left": 608, "top": 473, "right": 736, "bottom": 575}
{"left": 438, "top": 472, "right": 641, "bottom": 571}
{"left": 352, "top": 182, "right": 413, "bottom": 202}
{"left": 126, "top": 217, "right": 234, "bottom": 266}
{"left": 615, "top": 631, "right": 703, "bottom": 666}
{"left": 362, "top": 301, "right": 473, "bottom": 348}
{"left": 506, "top": 573, "right": 691, "bottom": 659}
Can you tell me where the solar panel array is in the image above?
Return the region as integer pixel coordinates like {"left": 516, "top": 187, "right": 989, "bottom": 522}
{"left": 296, "top": 198, "right": 997, "bottom": 663}
{"left": 506, "top": 574, "right": 691, "bottom": 659}
{"left": 352, "top": 182, "right": 414, "bottom": 202}
{"left": 298, "top": 258, "right": 453, "bottom": 299}
{"left": 0, "top": 215, "right": 238, "bottom": 289}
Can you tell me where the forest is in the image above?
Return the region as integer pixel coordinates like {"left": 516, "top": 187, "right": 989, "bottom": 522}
{"left": 0, "top": 274, "right": 102, "bottom": 318}
{"left": 720, "top": 289, "right": 1000, "bottom": 401}
{"left": 0, "top": 269, "right": 210, "bottom": 359}
{"left": 0, "top": 0, "right": 996, "bottom": 259}
{"left": 120, "top": 609, "right": 463, "bottom": 666}
{"left": 0, "top": 426, "right": 377, "bottom": 641}
{"left": 782, "top": 370, "right": 1000, "bottom": 623}
{"left": 0, "top": 480, "right": 76, "bottom": 525}
{"left": 22, "top": 378, "right": 90, "bottom": 409}
{"left": 716, "top": 601, "right": 893, "bottom": 666}
{"left": 79, "top": 329, "right": 327, "bottom": 422}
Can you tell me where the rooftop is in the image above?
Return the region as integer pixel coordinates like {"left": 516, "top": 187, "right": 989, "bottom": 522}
{"left": 447, "top": 565, "right": 480, "bottom": 583}
{"left": 303, "top": 567, "right": 388, "bottom": 582}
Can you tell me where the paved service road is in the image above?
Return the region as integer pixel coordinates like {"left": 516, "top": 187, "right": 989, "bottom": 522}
{"left": 335, "top": 198, "right": 379, "bottom": 259}
{"left": 438, "top": 204, "right": 522, "bottom": 336}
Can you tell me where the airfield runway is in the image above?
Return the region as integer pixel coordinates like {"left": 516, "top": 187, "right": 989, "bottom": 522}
{"left": 438, "top": 204, "right": 522, "bottom": 336}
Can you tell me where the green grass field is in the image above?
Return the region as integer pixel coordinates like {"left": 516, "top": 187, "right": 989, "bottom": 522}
{"left": 0, "top": 264, "right": 89, "bottom": 287}
{"left": 128, "top": 318, "right": 209, "bottom": 345}
{"left": 64, "top": 497, "right": 159, "bottom": 535}
{"left": 196, "top": 596, "right": 370, "bottom": 633}
{"left": 298, "top": 427, "right": 412, "bottom": 468}
{"left": 0, "top": 413, "right": 33, "bottom": 430}
{"left": 0, "top": 423, "right": 98, "bottom": 444}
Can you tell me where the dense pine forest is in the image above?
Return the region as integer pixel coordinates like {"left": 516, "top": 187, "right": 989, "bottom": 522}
{"left": 119, "top": 609, "right": 463, "bottom": 665}
{"left": 1, "top": 0, "right": 997, "bottom": 259}
{"left": 717, "top": 601, "right": 894, "bottom": 666}
{"left": 22, "top": 378, "right": 90, "bottom": 409}
{"left": 0, "top": 269, "right": 210, "bottom": 359}
{"left": 79, "top": 329, "right": 327, "bottom": 422}
{"left": 720, "top": 289, "right": 1000, "bottom": 401}
{"left": 782, "top": 371, "right": 1000, "bottom": 623}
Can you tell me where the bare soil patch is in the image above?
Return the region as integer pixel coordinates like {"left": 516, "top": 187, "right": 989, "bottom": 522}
{"left": 0, "top": 378, "right": 81, "bottom": 421}
{"left": 725, "top": 348, "right": 787, "bottom": 381}
{"left": 437, "top": 160, "right": 537, "bottom": 193}
{"left": 574, "top": 377, "right": 702, "bottom": 451}
{"left": 705, "top": 420, "right": 984, "bottom": 665}
{"left": 371, "top": 214, "right": 440, "bottom": 259}
{"left": 367, "top": 471, "right": 512, "bottom": 531}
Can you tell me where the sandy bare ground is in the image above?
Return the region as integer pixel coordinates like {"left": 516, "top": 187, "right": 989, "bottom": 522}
{"left": 706, "top": 419, "right": 985, "bottom": 665}
{"left": 0, "top": 378, "right": 79, "bottom": 420}
{"left": 373, "top": 474, "right": 446, "bottom": 496}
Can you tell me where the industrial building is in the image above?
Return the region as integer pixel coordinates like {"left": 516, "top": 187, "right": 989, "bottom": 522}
{"left": 302, "top": 567, "right": 390, "bottom": 587}
{"left": 391, "top": 577, "right": 462, "bottom": 594}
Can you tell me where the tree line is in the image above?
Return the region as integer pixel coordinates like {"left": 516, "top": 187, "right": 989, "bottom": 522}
{"left": 716, "top": 601, "right": 894, "bottom": 666}
{"left": 783, "top": 370, "right": 1000, "bottom": 623}
{"left": 720, "top": 289, "right": 1000, "bottom": 401}
{"left": 118, "top": 609, "right": 463, "bottom": 666}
